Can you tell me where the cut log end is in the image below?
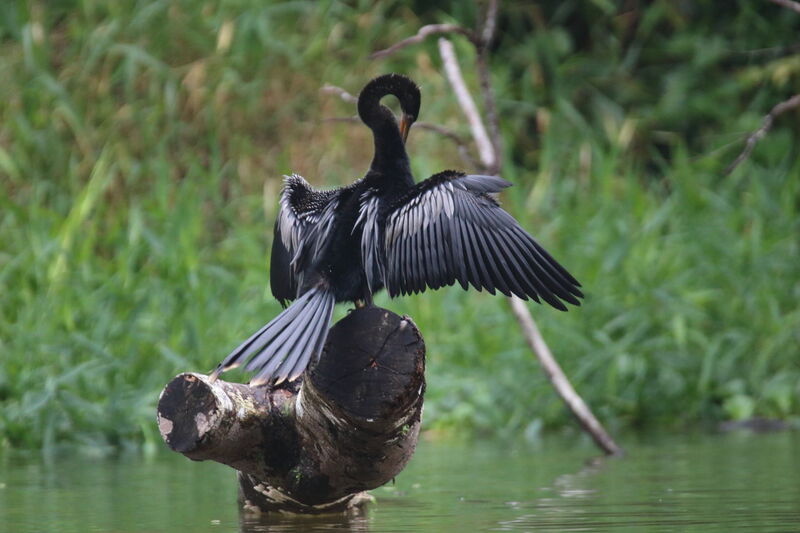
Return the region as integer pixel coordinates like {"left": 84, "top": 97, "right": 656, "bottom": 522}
{"left": 157, "top": 373, "right": 219, "bottom": 454}
{"left": 310, "top": 308, "right": 425, "bottom": 421}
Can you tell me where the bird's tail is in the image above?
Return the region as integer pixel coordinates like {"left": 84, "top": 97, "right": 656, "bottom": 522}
{"left": 210, "top": 287, "right": 335, "bottom": 386}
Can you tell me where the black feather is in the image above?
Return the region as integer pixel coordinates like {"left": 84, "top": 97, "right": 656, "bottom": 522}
{"left": 376, "top": 172, "right": 581, "bottom": 308}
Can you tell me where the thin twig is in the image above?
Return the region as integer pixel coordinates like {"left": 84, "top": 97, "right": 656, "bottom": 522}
{"left": 725, "top": 93, "right": 800, "bottom": 175}
{"left": 768, "top": 0, "right": 800, "bottom": 14}
{"left": 508, "top": 297, "right": 623, "bottom": 456}
{"left": 320, "top": 84, "right": 358, "bottom": 104}
{"left": 438, "top": 38, "right": 497, "bottom": 171}
{"left": 370, "top": 24, "right": 477, "bottom": 60}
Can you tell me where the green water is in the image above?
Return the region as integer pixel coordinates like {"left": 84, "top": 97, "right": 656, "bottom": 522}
{"left": 1, "top": 431, "right": 798, "bottom": 532}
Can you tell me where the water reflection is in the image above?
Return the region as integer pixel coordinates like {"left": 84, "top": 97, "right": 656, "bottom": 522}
{"left": 240, "top": 511, "right": 371, "bottom": 532}
{"left": 235, "top": 445, "right": 615, "bottom": 532}
{"left": 1, "top": 431, "right": 798, "bottom": 532}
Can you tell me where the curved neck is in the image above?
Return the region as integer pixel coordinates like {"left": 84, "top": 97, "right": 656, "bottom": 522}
{"left": 357, "top": 75, "right": 419, "bottom": 182}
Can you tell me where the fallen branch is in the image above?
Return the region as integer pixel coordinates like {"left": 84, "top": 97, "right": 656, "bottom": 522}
{"left": 725, "top": 93, "right": 800, "bottom": 175}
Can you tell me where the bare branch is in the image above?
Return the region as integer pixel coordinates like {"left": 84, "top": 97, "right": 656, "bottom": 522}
{"left": 481, "top": 0, "right": 500, "bottom": 47}
{"left": 438, "top": 38, "right": 497, "bottom": 172}
{"left": 725, "top": 93, "right": 800, "bottom": 175}
{"left": 508, "top": 297, "right": 623, "bottom": 456}
{"left": 768, "top": 0, "right": 800, "bottom": 14}
{"left": 320, "top": 84, "right": 358, "bottom": 104}
{"left": 370, "top": 24, "right": 477, "bottom": 60}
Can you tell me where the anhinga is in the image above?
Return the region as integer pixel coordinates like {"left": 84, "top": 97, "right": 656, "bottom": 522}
{"left": 211, "top": 74, "right": 582, "bottom": 386}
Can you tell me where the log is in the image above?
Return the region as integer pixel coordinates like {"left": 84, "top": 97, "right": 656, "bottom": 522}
{"left": 156, "top": 306, "right": 426, "bottom": 515}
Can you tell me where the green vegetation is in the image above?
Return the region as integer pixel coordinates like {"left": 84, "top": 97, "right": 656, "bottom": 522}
{"left": 1, "top": 1, "right": 798, "bottom": 453}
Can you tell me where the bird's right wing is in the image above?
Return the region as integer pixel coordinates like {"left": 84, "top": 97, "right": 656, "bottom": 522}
{"left": 379, "top": 171, "right": 583, "bottom": 310}
{"left": 270, "top": 174, "right": 338, "bottom": 306}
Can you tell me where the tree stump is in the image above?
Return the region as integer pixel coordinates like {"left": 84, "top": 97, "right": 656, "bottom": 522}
{"left": 156, "top": 306, "right": 426, "bottom": 515}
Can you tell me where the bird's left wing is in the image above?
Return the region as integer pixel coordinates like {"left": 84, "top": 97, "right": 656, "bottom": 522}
{"left": 271, "top": 174, "right": 338, "bottom": 306}
{"left": 376, "top": 171, "right": 583, "bottom": 310}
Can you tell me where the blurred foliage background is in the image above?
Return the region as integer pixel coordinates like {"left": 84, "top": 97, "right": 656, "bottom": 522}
{"left": 0, "top": 0, "right": 798, "bottom": 454}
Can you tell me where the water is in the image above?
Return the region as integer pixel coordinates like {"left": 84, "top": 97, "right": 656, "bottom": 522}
{"left": 0, "top": 430, "right": 798, "bottom": 532}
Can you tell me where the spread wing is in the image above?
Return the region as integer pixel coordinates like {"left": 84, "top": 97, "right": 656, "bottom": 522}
{"left": 378, "top": 171, "right": 583, "bottom": 310}
{"left": 270, "top": 174, "right": 338, "bottom": 306}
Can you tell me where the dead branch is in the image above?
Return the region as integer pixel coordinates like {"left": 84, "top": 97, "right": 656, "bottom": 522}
{"left": 370, "top": 24, "right": 478, "bottom": 59}
{"left": 725, "top": 93, "right": 800, "bottom": 175}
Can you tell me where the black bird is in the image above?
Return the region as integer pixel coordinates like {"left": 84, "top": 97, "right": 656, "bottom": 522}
{"left": 211, "top": 74, "right": 582, "bottom": 386}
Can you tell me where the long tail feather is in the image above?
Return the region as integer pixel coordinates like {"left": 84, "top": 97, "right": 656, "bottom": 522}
{"left": 210, "top": 287, "right": 335, "bottom": 385}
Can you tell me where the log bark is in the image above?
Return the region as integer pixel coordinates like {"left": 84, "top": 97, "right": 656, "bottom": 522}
{"left": 157, "top": 306, "right": 426, "bottom": 515}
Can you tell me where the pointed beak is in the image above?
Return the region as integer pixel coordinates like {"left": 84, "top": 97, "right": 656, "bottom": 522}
{"left": 399, "top": 113, "right": 413, "bottom": 144}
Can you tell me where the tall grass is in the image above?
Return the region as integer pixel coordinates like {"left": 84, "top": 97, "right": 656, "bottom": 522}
{"left": 0, "top": 0, "right": 798, "bottom": 452}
